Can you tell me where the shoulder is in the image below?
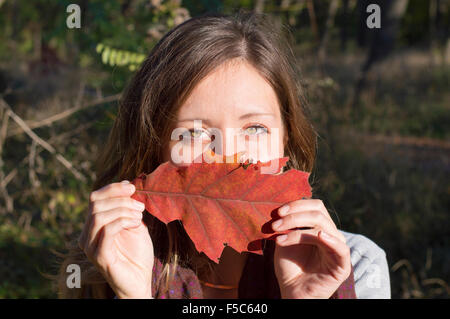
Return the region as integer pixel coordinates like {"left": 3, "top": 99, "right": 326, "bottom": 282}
{"left": 339, "top": 230, "right": 391, "bottom": 299}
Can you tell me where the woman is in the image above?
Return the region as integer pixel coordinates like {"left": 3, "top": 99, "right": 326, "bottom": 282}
{"left": 56, "top": 10, "right": 390, "bottom": 299}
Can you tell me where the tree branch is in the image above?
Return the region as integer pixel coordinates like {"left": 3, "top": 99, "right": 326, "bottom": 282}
{"left": 6, "top": 93, "right": 120, "bottom": 138}
{"left": 0, "top": 98, "right": 87, "bottom": 182}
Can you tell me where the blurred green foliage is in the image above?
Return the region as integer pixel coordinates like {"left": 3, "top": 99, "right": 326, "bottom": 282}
{"left": 96, "top": 43, "right": 146, "bottom": 71}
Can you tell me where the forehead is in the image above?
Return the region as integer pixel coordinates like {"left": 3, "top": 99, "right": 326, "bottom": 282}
{"left": 177, "top": 59, "right": 281, "bottom": 121}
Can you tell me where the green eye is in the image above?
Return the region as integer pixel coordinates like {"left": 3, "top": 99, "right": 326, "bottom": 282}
{"left": 245, "top": 125, "right": 268, "bottom": 135}
{"left": 181, "top": 128, "right": 210, "bottom": 141}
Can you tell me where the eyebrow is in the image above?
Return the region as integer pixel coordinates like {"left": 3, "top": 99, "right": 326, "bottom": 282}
{"left": 238, "top": 112, "right": 275, "bottom": 120}
{"left": 178, "top": 118, "right": 213, "bottom": 125}
{"left": 178, "top": 113, "right": 275, "bottom": 124}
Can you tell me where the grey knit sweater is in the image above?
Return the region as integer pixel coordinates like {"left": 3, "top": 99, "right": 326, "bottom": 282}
{"left": 340, "top": 230, "right": 391, "bottom": 298}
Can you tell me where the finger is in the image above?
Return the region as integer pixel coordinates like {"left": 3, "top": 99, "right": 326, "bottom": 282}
{"left": 276, "top": 229, "right": 351, "bottom": 274}
{"left": 93, "top": 217, "right": 143, "bottom": 267}
{"left": 91, "top": 197, "right": 145, "bottom": 214}
{"left": 277, "top": 199, "right": 345, "bottom": 243}
{"left": 275, "top": 227, "right": 319, "bottom": 246}
{"left": 89, "top": 181, "right": 136, "bottom": 202}
{"left": 272, "top": 210, "right": 339, "bottom": 240}
{"left": 86, "top": 207, "right": 144, "bottom": 250}
{"left": 278, "top": 199, "right": 333, "bottom": 222}
{"left": 318, "top": 230, "right": 352, "bottom": 276}
{"left": 80, "top": 181, "right": 137, "bottom": 250}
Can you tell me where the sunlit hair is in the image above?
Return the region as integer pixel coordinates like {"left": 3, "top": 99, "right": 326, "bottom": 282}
{"left": 55, "top": 9, "right": 317, "bottom": 298}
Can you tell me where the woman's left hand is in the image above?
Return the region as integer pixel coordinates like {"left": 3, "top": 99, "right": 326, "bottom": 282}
{"left": 272, "top": 199, "right": 352, "bottom": 299}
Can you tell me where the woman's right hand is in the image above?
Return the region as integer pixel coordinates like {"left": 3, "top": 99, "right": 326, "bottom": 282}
{"left": 78, "top": 180, "right": 155, "bottom": 299}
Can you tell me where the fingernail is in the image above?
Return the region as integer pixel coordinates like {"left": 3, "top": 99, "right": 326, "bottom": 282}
{"left": 131, "top": 219, "right": 142, "bottom": 226}
{"left": 320, "top": 231, "right": 335, "bottom": 243}
{"left": 121, "top": 180, "right": 130, "bottom": 184}
{"left": 133, "top": 201, "right": 145, "bottom": 210}
{"left": 133, "top": 211, "right": 143, "bottom": 218}
{"left": 272, "top": 219, "right": 283, "bottom": 229}
{"left": 277, "top": 234, "right": 287, "bottom": 242}
{"left": 278, "top": 205, "right": 290, "bottom": 216}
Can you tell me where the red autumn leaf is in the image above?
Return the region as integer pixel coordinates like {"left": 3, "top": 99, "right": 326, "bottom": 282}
{"left": 131, "top": 151, "right": 312, "bottom": 263}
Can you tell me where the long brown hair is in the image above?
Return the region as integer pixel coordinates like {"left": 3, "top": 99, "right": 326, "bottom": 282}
{"left": 55, "top": 9, "right": 317, "bottom": 298}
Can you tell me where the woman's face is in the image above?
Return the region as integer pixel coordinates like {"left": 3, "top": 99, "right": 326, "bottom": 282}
{"left": 164, "top": 59, "right": 286, "bottom": 164}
